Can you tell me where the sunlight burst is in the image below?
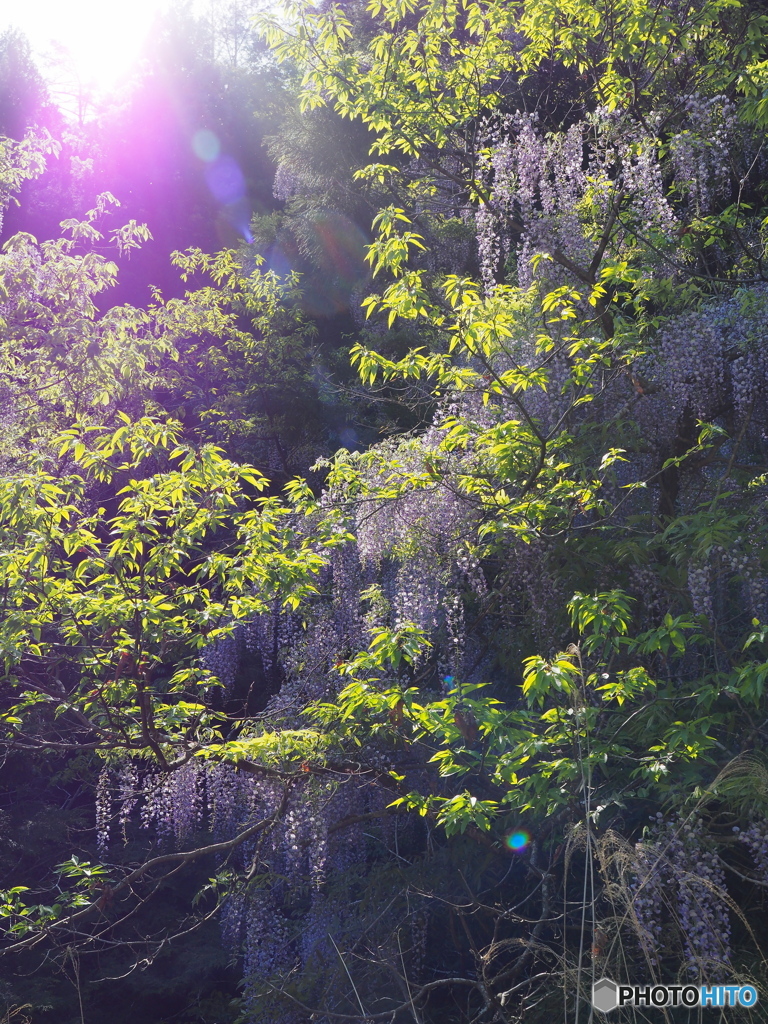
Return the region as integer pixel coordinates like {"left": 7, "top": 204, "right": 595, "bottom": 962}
{"left": 6, "top": 0, "right": 174, "bottom": 99}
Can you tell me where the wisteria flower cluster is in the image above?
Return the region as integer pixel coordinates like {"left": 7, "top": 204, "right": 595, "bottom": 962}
{"left": 631, "top": 814, "right": 731, "bottom": 977}
{"left": 734, "top": 818, "right": 768, "bottom": 882}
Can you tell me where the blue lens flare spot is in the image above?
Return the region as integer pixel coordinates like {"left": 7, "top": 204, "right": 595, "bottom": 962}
{"left": 192, "top": 129, "right": 220, "bottom": 162}
{"left": 205, "top": 156, "right": 245, "bottom": 205}
{"left": 506, "top": 831, "right": 529, "bottom": 852}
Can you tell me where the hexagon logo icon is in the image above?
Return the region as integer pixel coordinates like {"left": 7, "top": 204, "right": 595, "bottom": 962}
{"left": 593, "top": 977, "right": 619, "bottom": 1013}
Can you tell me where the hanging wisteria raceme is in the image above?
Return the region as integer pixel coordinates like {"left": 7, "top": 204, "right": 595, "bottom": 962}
{"left": 476, "top": 113, "right": 591, "bottom": 292}
{"left": 262, "top": 542, "right": 371, "bottom": 705}
{"left": 632, "top": 306, "right": 738, "bottom": 466}
{"left": 473, "top": 107, "right": 707, "bottom": 294}
{"left": 170, "top": 761, "right": 205, "bottom": 846}
{"left": 670, "top": 95, "right": 739, "bottom": 214}
{"left": 675, "top": 818, "right": 731, "bottom": 977}
{"left": 631, "top": 815, "right": 731, "bottom": 976}
{"left": 687, "top": 561, "right": 714, "bottom": 620}
{"left": 207, "top": 761, "right": 257, "bottom": 841}
{"left": 629, "top": 824, "right": 667, "bottom": 967}
{"left": 624, "top": 277, "right": 768, "bottom": 433}
{"left": 139, "top": 763, "right": 203, "bottom": 843}
{"left": 117, "top": 761, "right": 139, "bottom": 843}
{"left": 100, "top": 762, "right": 204, "bottom": 855}
{"left": 95, "top": 767, "right": 112, "bottom": 857}
{"left": 655, "top": 310, "right": 728, "bottom": 420}
{"left": 734, "top": 818, "right": 768, "bottom": 883}
{"left": 620, "top": 132, "right": 678, "bottom": 238}
{"left": 201, "top": 632, "right": 241, "bottom": 694}
{"left": 226, "top": 771, "right": 424, "bottom": 1022}
{"left": 98, "top": 750, "right": 415, "bottom": 1021}
{"left": 352, "top": 439, "right": 472, "bottom": 565}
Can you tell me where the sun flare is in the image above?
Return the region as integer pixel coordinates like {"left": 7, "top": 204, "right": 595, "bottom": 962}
{"left": 5, "top": 0, "right": 175, "bottom": 99}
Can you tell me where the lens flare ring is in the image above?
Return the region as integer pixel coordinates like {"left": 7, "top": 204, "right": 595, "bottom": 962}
{"left": 506, "top": 830, "right": 530, "bottom": 852}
